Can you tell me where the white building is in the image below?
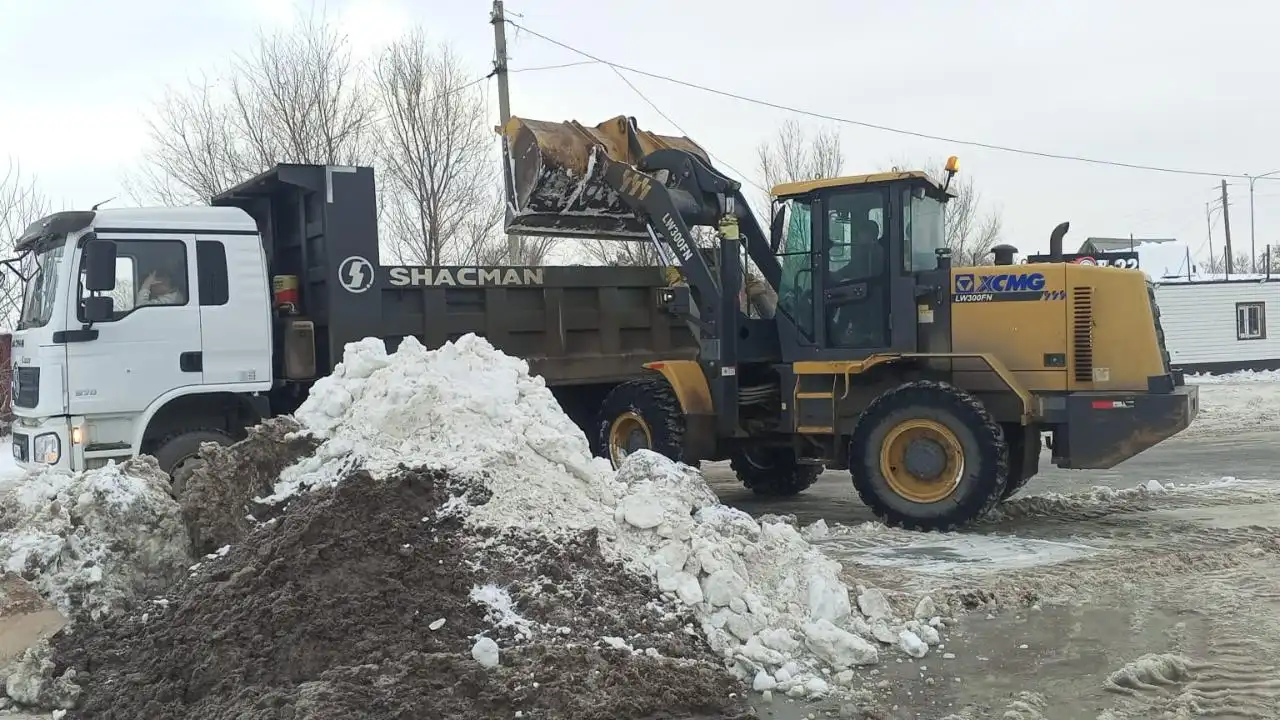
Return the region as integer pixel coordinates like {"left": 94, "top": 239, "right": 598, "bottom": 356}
{"left": 1128, "top": 240, "right": 1280, "bottom": 374}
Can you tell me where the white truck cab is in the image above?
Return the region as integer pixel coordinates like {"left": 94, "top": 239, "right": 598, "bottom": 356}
{"left": 9, "top": 206, "right": 274, "bottom": 477}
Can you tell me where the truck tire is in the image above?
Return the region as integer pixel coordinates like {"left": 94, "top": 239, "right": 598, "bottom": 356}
{"left": 849, "top": 380, "right": 1008, "bottom": 532}
{"left": 596, "top": 377, "right": 685, "bottom": 469}
{"left": 1001, "top": 424, "right": 1041, "bottom": 500}
{"left": 154, "top": 429, "right": 235, "bottom": 497}
{"left": 730, "top": 447, "right": 821, "bottom": 497}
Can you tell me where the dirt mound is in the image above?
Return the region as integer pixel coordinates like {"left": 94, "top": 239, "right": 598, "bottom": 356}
{"left": 50, "top": 466, "right": 754, "bottom": 720}
{"left": 179, "top": 417, "right": 320, "bottom": 556}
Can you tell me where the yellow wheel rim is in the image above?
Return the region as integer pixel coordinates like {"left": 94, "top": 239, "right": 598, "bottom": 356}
{"left": 608, "top": 411, "right": 652, "bottom": 467}
{"left": 879, "top": 418, "right": 964, "bottom": 503}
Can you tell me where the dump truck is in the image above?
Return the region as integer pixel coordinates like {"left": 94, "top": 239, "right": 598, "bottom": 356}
{"left": 499, "top": 114, "right": 1199, "bottom": 530}
{"left": 5, "top": 164, "right": 699, "bottom": 485}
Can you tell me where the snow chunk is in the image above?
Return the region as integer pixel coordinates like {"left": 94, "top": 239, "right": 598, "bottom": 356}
{"left": 803, "top": 619, "right": 879, "bottom": 667}
{"left": 471, "top": 637, "right": 500, "bottom": 668}
{"left": 469, "top": 584, "right": 534, "bottom": 640}
{"left": 0, "top": 458, "right": 190, "bottom": 619}
{"left": 898, "top": 630, "right": 929, "bottom": 658}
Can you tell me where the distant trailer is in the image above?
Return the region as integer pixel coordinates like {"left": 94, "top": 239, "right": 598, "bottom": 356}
{"left": 1153, "top": 276, "right": 1280, "bottom": 375}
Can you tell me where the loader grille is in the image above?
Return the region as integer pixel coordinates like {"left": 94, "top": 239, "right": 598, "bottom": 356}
{"left": 1072, "top": 287, "right": 1094, "bottom": 382}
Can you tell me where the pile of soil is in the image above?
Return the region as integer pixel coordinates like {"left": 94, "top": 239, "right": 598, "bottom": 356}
{"left": 179, "top": 417, "right": 320, "bottom": 556}
{"left": 49, "top": 465, "right": 755, "bottom": 720}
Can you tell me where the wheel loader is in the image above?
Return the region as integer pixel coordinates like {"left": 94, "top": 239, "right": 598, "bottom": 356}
{"left": 499, "top": 115, "right": 1199, "bottom": 531}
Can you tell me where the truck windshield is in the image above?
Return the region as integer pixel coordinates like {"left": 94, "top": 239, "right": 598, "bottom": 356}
{"left": 905, "top": 192, "right": 946, "bottom": 272}
{"left": 17, "top": 244, "right": 66, "bottom": 330}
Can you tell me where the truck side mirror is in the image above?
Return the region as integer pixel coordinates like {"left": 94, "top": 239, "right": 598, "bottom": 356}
{"left": 83, "top": 295, "right": 114, "bottom": 323}
{"left": 84, "top": 240, "right": 118, "bottom": 292}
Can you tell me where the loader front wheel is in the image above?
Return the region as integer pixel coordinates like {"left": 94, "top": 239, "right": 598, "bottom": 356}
{"left": 597, "top": 377, "right": 685, "bottom": 469}
{"left": 730, "top": 447, "right": 821, "bottom": 497}
{"left": 849, "top": 381, "right": 1008, "bottom": 532}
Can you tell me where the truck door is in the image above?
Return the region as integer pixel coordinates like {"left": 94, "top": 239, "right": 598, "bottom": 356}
{"left": 64, "top": 234, "right": 203, "bottom": 421}
{"left": 194, "top": 236, "right": 272, "bottom": 387}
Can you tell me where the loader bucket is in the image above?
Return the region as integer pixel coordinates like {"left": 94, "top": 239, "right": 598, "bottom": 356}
{"left": 500, "top": 115, "right": 713, "bottom": 240}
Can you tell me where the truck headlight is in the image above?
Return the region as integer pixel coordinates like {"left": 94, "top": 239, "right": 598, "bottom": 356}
{"left": 33, "top": 433, "right": 60, "bottom": 465}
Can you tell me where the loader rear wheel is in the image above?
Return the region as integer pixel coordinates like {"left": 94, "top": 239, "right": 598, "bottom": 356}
{"left": 730, "top": 447, "right": 822, "bottom": 497}
{"left": 1001, "top": 424, "right": 1041, "bottom": 500}
{"left": 597, "top": 377, "right": 685, "bottom": 469}
{"left": 849, "top": 381, "right": 1008, "bottom": 532}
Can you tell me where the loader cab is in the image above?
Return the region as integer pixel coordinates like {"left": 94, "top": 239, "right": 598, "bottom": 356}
{"left": 768, "top": 170, "right": 953, "bottom": 360}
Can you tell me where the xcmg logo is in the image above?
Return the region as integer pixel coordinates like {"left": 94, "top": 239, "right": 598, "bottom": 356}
{"left": 953, "top": 271, "right": 1058, "bottom": 303}
{"left": 954, "top": 272, "right": 1046, "bottom": 293}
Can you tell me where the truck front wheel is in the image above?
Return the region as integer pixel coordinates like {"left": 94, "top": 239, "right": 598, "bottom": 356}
{"left": 730, "top": 447, "right": 821, "bottom": 497}
{"left": 596, "top": 377, "right": 686, "bottom": 469}
{"left": 154, "top": 429, "right": 235, "bottom": 496}
{"left": 849, "top": 380, "right": 1009, "bottom": 532}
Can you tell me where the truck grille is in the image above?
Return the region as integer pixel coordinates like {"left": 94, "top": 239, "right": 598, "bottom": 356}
{"left": 1145, "top": 280, "right": 1173, "bottom": 374}
{"left": 1072, "top": 287, "right": 1094, "bottom": 382}
{"left": 12, "top": 367, "right": 38, "bottom": 409}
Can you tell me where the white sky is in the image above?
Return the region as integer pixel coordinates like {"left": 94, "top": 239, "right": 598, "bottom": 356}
{"left": 3, "top": 0, "right": 1279, "bottom": 262}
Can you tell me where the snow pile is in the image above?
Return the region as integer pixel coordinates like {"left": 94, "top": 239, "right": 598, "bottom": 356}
{"left": 1186, "top": 369, "right": 1280, "bottom": 384}
{"left": 0, "top": 457, "right": 190, "bottom": 619}
{"left": 272, "top": 334, "right": 943, "bottom": 699}
{"left": 1132, "top": 241, "right": 1193, "bottom": 280}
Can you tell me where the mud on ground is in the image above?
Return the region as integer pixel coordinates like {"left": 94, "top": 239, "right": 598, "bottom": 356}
{"left": 51, "top": 465, "right": 754, "bottom": 720}
{"left": 178, "top": 417, "right": 320, "bottom": 556}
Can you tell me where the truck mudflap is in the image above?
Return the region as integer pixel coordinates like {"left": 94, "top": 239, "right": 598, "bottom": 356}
{"left": 1054, "top": 385, "right": 1199, "bottom": 469}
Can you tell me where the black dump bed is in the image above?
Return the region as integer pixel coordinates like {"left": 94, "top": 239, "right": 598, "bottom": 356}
{"left": 211, "top": 163, "right": 698, "bottom": 389}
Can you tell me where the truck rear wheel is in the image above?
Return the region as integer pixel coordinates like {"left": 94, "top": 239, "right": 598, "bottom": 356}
{"left": 730, "top": 447, "right": 821, "bottom": 497}
{"left": 154, "top": 429, "right": 236, "bottom": 496}
{"left": 849, "top": 380, "right": 1008, "bottom": 531}
{"left": 596, "top": 377, "right": 686, "bottom": 469}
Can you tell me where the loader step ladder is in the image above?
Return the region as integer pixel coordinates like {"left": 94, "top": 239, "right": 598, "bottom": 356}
{"left": 794, "top": 375, "right": 839, "bottom": 434}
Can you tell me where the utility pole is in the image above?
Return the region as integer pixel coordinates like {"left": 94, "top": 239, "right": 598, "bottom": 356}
{"left": 1221, "top": 179, "right": 1234, "bottom": 276}
{"left": 1205, "top": 201, "right": 1216, "bottom": 271}
{"left": 491, "top": 0, "right": 521, "bottom": 264}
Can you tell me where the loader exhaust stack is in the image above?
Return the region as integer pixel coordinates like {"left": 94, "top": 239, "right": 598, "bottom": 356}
{"left": 500, "top": 115, "right": 713, "bottom": 241}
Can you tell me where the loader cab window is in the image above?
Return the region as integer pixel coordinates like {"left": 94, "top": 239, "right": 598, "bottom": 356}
{"left": 903, "top": 187, "right": 946, "bottom": 272}
{"left": 823, "top": 188, "right": 889, "bottom": 349}
{"left": 773, "top": 197, "right": 815, "bottom": 339}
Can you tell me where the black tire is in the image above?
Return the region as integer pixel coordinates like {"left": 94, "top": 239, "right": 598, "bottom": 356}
{"left": 596, "top": 377, "right": 685, "bottom": 469}
{"left": 849, "top": 380, "right": 1008, "bottom": 532}
{"left": 730, "top": 447, "right": 821, "bottom": 497}
{"left": 154, "top": 429, "right": 235, "bottom": 497}
{"left": 1000, "top": 423, "right": 1041, "bottom": 500}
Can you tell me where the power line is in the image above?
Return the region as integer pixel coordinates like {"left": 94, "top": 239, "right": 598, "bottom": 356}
{"left": 506, "top": 19, "right": 1280, "bottom": 182}
{"left": 510, "top": 60, "right": 598, "bottom": 73}
{"left": 602, "top": 65, "right": 766, "bottom": 193}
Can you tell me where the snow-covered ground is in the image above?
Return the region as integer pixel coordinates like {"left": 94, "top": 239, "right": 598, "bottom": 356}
{"left": 1183, "top": 368, "right": 1280, "bottom": 437}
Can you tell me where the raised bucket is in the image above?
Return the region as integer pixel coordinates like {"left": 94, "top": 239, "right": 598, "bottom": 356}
{"left": 500, "top": 115, "right": 712, "bottom": 241}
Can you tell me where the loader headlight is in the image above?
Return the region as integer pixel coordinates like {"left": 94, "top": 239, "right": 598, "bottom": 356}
{"left": 33, "top": 433, "right": 60, "bottom": 465}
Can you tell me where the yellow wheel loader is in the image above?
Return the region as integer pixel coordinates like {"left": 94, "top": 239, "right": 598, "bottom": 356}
{"left": 500, "top": 115, "right": 1199, "bottom": 531}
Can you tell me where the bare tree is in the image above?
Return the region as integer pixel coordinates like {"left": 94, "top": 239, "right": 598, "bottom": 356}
{"left": 1204, "top": 252, "right": 1255, "bottom": 276}
{"left": 374, "top": 32, "right": 544, "bottom": 265}
{"left": 756, "top": 120, "right": 845, "bottom": 213}
{"left": 129, "top": 10, "right": 376, "bottom": 205}
{"left": 0, "top": 160, "right": 51, "bottom": 327}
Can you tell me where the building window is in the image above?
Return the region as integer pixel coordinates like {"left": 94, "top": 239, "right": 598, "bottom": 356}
{"left": 1237, "top": 302, "right": 1266, "bottom": 340}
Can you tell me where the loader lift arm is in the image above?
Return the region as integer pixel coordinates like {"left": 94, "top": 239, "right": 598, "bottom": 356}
{"left": 501, "top": 115, "right": 796, "bottom": 436}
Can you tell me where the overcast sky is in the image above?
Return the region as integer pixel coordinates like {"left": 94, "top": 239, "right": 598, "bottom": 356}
{"left": 3, "top": 0, "right": 1278, "bottom": 263}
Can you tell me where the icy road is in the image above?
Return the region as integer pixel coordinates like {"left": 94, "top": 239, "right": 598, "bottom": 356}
{"left": 706, "top": 371, "right": 1280, "bottom": 720}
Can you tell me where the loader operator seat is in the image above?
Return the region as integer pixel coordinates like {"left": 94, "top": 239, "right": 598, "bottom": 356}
{"left": 825, "top": 217, "right": 888, "bottom": 348}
